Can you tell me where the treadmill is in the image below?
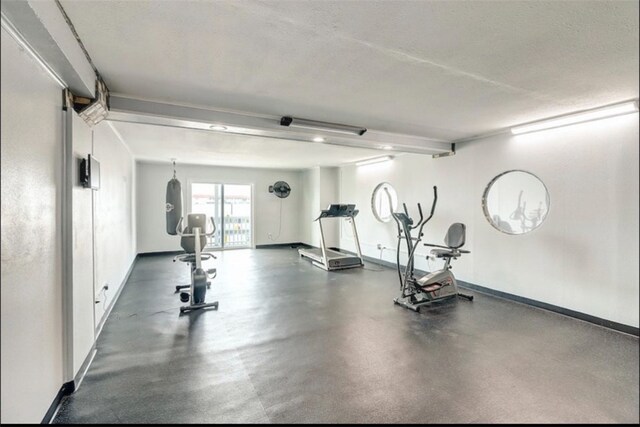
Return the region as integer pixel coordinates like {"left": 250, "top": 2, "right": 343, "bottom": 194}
{"left": 298, "top": 204, "right": 364, "bottom": 271}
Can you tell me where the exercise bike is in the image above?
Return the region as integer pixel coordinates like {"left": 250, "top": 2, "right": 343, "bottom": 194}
{"left": 173, "top": 213, "right": 219, "bottom": 313}
{"left": 389, "top": 186, "right": 473, "bottom": 312}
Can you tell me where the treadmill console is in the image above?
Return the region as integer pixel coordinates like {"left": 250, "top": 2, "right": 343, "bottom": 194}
{"left": 320, "top": 204, "right": 359, "bottom": 218}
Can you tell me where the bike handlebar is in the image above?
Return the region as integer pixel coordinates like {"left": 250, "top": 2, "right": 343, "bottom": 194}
{"left": 175, "top": 217, "right": 216, "bottom": 237}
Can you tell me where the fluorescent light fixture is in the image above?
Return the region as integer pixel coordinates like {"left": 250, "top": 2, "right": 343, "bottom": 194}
{"left": 209, "top": 124, "right": 227, "bottom": 131}
{"left": 381, "top": 145, "right": 393, "bottom": 150}
{"left": 313, "top": 136, "right": 325, "bottom": 143}
{"left": 356, "top": 156, "right": 393, "bottom": 167}
{"left": 511, "top": 101, "right": 639, "bottom": 135}
{"left": 281, "top": 116, "right": 367, "bottom": 136}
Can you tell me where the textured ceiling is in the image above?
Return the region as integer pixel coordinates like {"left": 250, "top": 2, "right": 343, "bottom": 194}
{"left": 110, "top": 121, "right": 386, "bottom": 169}
{"left": 61, "top": 0, "right": 639, "bottom": 161}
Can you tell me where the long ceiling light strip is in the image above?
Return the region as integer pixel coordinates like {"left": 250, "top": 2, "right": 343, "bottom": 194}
{"left": 280, "top": 116, "right": 367, "bottom": 136}
{"left": 355, "top": 156, "right": 393, "bottom": 167}
{"left": 511, "top": 100, "right": 639, "bottom": 135}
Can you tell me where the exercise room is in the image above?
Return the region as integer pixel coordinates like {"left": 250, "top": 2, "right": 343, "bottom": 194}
{"left": 1, "top": 0, "right": 638, "bottom": 424}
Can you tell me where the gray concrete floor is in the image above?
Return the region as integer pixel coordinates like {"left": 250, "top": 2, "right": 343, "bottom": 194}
{"left": 54, "top": 248, "right": 639, "bottom": 424}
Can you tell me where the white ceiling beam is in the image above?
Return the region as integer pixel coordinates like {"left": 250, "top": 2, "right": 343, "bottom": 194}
{"left": 108, "top": 95, "right": 453, "bottom": 155}
{"left": 1, "top": 0, "right": 95, "bottom": 97}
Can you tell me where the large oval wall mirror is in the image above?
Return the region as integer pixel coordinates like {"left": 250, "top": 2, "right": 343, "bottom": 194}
{"left": 482, "top": 170, "right": 550, "bottom": 235}
{"left": 371, "top": 182, "right": 398, "bottom": 223}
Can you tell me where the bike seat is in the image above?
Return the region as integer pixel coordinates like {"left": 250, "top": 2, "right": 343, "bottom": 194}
{"left": 430, "top": 249, "right": 457, "bottom": 258}
{"left": 430, "top": 248, "right": 470, "bottom": 258}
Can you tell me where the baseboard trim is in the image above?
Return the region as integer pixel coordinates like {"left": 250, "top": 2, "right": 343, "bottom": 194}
{"left": 41, "top": 381, "right": 74, "bottom": 424}
{"left": 359, "top": 252, "right": 398, "bottom": 271}
{"left": 44, "top": 256, "right": 139, "bottom": 423}
{"left": 330, "top": 246, "right": 398, "bottom": 270}
{"left": 458, "top": 281, "right": 639, "bottom": 337}
{"left": 337, "top": 247, "right": 639, "bottom": 337}
{"left": 138, "top": 250, "right": 184, "bottom": 257}
{"left": 95, "top": 254, "right": 138, "bottom": 339}
{"left": 74, "top": 345, "right": 97, "bottom": 389}
{"left": 256, "top": 242, "right": 308, "bottom": 249}
{"left": 139, "top": 244, "right": 314, "bottom": 253}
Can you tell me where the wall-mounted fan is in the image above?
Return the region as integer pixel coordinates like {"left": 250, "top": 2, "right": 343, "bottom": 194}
{"left": 269, "top": 181, "right": 291, "bottom": 198}
{"left": 268, "top": 181, "right": 291, "bottom": 242}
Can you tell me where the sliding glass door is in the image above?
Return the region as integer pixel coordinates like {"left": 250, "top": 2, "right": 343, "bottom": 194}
{"left": 191, "top": 182, "right": 252, "bottom": 249}
{"left": 223, "top": 184, "right": 252, "bottom": 248}
{"left": 191, "top": 183, "right": 223, "bottom": 248}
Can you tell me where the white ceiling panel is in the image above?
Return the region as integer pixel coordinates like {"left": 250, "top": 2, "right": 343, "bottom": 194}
{"left": 60, "top": 0, "right": 639, "bottom": 141}
{"left": 56, "top": 0, "right": 638, "bottom": 167}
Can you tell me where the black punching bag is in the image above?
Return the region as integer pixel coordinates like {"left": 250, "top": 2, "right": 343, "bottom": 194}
{"left": 166, "top": 177, "right": 183, "bottom": 235}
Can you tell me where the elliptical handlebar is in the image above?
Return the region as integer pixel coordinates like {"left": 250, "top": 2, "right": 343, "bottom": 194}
{"left": 396, "top": 202, "right": 423, "bottom": 230}
{"left": 421, "top": 186, "right": 438, "bottom": 227}
{"left": 413, "top": 203, "right": 424, "bottom": 230}
{"left": 389, "top": 186, "right": 438, "bottom": 231}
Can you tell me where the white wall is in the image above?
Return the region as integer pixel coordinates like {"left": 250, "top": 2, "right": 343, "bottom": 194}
{"left": 339, "top": 113, "right": 639, "bottom": 327}
{"left": 68, "top": 113, "right": 95, "bottom": 378}
{"left": 300, "top": 167, "right": 319, "bottom": 246}
{"left": 0, "top": 27, "right": 65, "bottom": 424}
{"left": 93, "top": 123, "right": 137, "bottom": 328}
{"left": 0, "top": 27, "right": 138, "bottom": 423}
{"left": 299, "top": 167, "right": 340, "bottom": 248}
{"left": 137, "top": 161, "right": 302, "bottom": 252}
{"left": 319, "top": 167, "right": 339, "bottom": 248}
{"left": 66, "top": 114, "right": 137, "bottom": 379}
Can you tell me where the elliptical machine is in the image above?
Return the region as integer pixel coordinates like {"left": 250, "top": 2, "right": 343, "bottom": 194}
{"left": 173, "top": 213, "right": 219, "bottom": 313}
{"left": 389, "top": 186, "right": 473, "bottom": 312}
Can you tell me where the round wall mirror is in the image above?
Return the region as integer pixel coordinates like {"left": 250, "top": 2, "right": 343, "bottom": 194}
{"left": 371, "top": 182, "right": 398, "bottom": 223}
{"left": 482, "top": 170, "right": 550, "bottom": 234}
